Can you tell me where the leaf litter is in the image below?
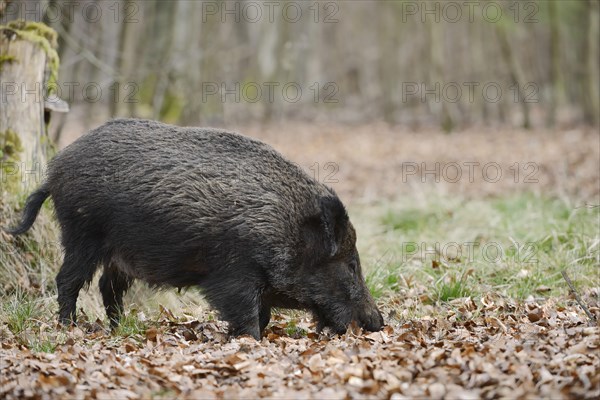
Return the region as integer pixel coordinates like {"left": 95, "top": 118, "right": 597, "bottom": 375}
{"left": 1, "top": 292, "right": 598, "bottom": 399}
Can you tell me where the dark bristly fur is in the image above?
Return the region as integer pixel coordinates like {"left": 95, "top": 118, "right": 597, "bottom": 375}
{"left": 6, "top": 119, "right": 384, "bottom": 339}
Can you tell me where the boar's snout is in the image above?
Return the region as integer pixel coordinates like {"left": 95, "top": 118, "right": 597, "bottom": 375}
{"left": 358, "top": 300, "right": 384, "bottom": 332}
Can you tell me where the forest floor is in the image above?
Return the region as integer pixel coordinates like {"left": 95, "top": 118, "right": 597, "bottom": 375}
{"left": 1, "top": 294, "right": 598, "bottom": 399}
{"left": 1, "top": 123, "right": 599, "bottom": 399}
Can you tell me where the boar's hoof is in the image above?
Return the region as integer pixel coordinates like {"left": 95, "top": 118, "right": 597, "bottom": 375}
{"left": 229, "top": 324, "right": 261, "bottom": 341}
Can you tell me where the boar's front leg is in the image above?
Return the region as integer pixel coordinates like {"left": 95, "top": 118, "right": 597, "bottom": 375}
{"left": 204, "top": 277, "right": 263, "bottom": 340}
{"left": 222, "top": 295, "right": 261, "bottom": 340}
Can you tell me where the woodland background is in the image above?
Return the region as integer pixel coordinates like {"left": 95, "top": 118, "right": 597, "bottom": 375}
{"left": 2, "top": 0, "right": 599, "bottom": 138}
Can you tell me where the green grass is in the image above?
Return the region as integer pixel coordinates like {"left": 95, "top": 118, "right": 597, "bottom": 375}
{"left": 284, "top": 318, "right": 307, "bottom": 338}
{"left": 381, "top": 208, "right": 444, "bottom": 232}
{"left": 1, "top": 191, "right": 597, "bottom": 333}
{"left": 433, "top": 272, "right": 473, "bottom": 302}
{"left": 114, "top": 311, "right": 149, "bottom": 338}
{"left": 2, "top": 291, "right": 43, "bottom": 334}
{"left": 357, "top": 192, "right": 599, "bottom": 302}
{"left": 1, "top": 290, "right": 63, "bottom": 352}
{"left": 29, "top": 338, "right": 57, "bottom": 353}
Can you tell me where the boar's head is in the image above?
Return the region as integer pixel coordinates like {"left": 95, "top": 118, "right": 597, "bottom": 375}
{"left": 300, "top": 196, "right": 384, "bottom": 334}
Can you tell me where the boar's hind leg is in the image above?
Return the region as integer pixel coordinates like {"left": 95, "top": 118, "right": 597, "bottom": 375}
{"left": 56, "top": 245, "right": 102, "bottom": 325}
{"left": 99, "top": 265, "right": 133, "bottom": 328}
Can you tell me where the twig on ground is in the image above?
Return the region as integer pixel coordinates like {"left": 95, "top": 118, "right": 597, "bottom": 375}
{"left": 561, "top": 270, "right": 596, "bottom": 325}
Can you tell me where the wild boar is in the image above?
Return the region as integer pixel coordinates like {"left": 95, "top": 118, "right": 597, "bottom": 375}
{"left": 7, "top": 119, "right": 384, "bottom": 339}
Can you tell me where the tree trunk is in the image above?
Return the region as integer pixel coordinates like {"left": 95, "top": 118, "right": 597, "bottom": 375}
{"left": 547, "top": 0, "right": 562, "bottom": 128}
{"left": 427, "top": 16, "right": 456, "bottom": 132}
{"left": 111, "top": 0, "right": 142, "bottom": 118}
{"left": 1, "top": 21, "right": 66, "bottom": 193}
{"left": 495, "top": 21, "right": 531, "bottom": 129}
{"left": 582, "top": 0, "right": 600, "bottom": 126}
{"left": 0, "top": 22, "right": 54, "bottom": 191}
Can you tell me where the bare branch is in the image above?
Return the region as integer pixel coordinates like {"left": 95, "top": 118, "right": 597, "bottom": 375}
{"left": 561, "top": 270, "right": 596, "bottom": 325}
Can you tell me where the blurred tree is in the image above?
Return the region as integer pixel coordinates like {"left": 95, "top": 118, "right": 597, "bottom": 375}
{"left": 547, "top": 0, "right": 562, "bottom": 128}
{"left": 495, "top": 17, "right": 530, "bottom": 129}
{"left": 1, "top": 0, "right": 597, "bottom": 130}
{"left": 582, "top": 0, "right": 599, "bottom": 126}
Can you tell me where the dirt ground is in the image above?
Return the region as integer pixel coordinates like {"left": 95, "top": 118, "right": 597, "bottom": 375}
{"left": 242, "top": 123, "right": 600, "bottom": 204}
{"left": 56, "top": 116, "right": 600, "bottom": 204}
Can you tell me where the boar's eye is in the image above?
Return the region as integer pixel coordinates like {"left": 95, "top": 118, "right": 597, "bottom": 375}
{"left": 348, "top": 259, "right": 358, "bottom": 275}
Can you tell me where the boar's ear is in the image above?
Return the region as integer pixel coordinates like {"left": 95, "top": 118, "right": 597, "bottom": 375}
{"left": 303, "top": 196, "right": 349, "bottom": 258}
{"left": 320, "top": 196, "right": 349, "bottom": 257}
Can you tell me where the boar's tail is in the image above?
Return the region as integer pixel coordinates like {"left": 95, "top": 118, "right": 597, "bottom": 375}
{"left": 5, "top": 183, "right": 51, "bottom": 236}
